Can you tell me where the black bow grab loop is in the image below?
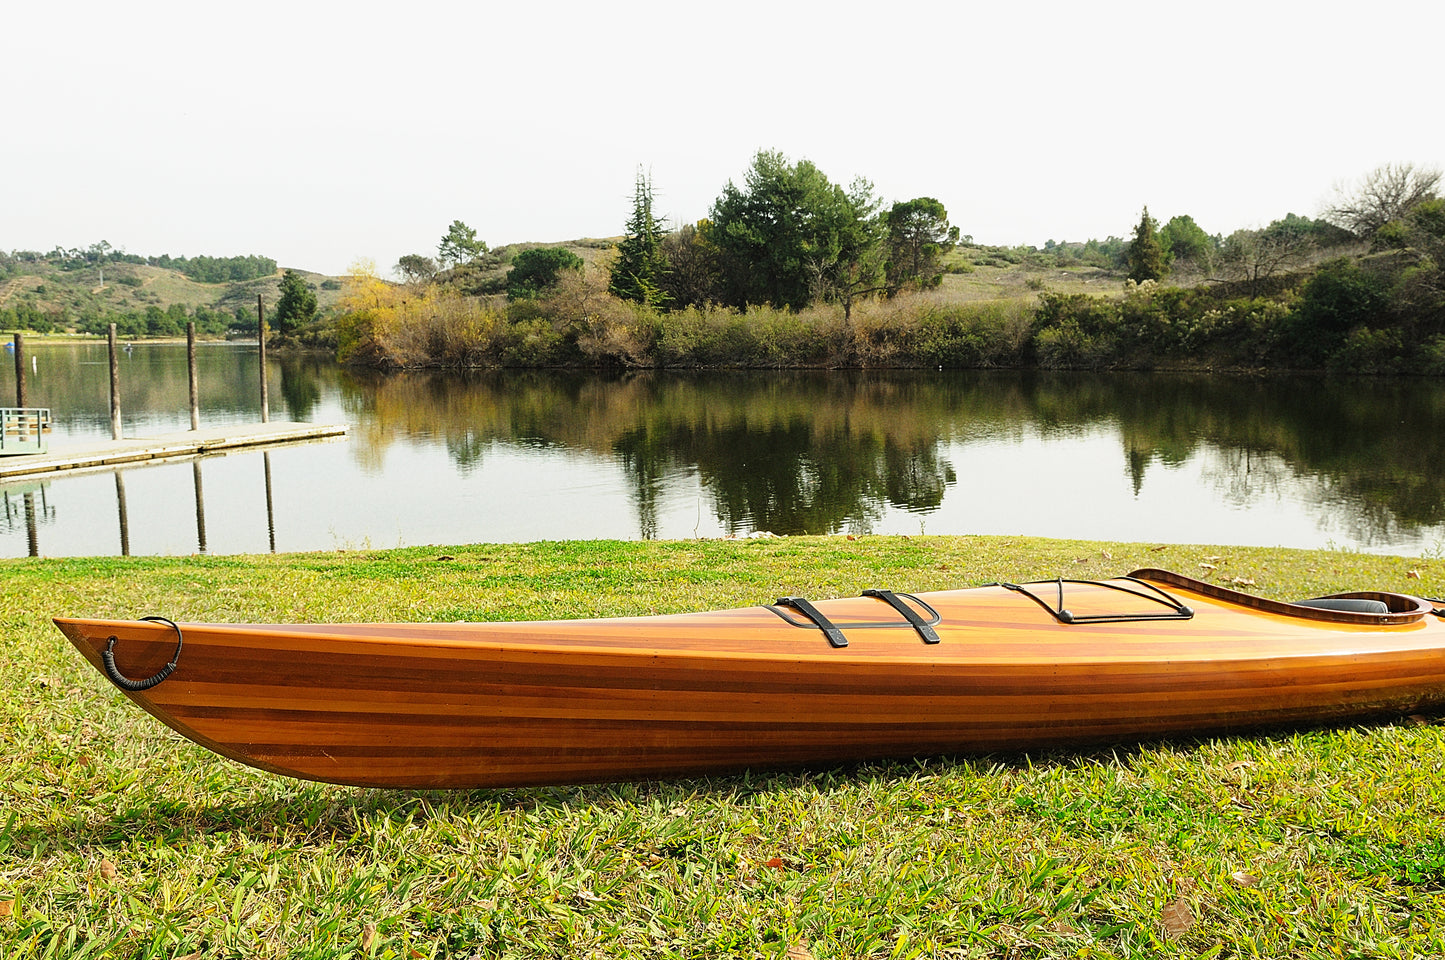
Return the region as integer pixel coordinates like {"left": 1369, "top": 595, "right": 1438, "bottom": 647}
{"left": 102, "top": 616, "right": 184, "bottom": 691}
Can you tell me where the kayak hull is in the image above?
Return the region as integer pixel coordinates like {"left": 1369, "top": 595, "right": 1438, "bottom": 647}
{"left": 54, "top": 570, "right": 1445, "bottom": 788}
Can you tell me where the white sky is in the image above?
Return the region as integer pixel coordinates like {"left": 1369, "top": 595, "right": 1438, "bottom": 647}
{"left": 5, "top": 0, "right": 1441, "bottom": 277}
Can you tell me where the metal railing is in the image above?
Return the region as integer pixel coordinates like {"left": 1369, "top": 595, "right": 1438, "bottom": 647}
{"left": 0, "top": 408, "right": 51, "bottom": 455}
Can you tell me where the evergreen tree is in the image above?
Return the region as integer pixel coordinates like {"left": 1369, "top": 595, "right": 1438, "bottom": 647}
{"left": 506, "top": 247, "right": 584, "bottom": 300}
{"left": 709, "top": 150, "right": 884, "bottom": 311}
{"left": 273, "top": 269, "right": 318, "bottom": 334}
{"left": 438, "top": 220, "right": 486, "bottom": 269}
{"left": 1127, "top": 206, "right": 1167, "bottom": 283}
{"left": 609, "top": 169, "right": 670, "bottom": 307}
{"left": 883, "top": 197, "right": 960, "bottom": 295}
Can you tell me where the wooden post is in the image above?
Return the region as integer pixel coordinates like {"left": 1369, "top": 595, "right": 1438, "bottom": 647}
{"left": 257, "top": 293, "right": 269, "bottom": 423}
{"left": 108, "top": 323, "right": 122, "bottom": 440}
{"left": 187, "top": 322, "right": 200, "bottom": 430}
{"left": 12, "top": 332, "right": 26, "bottom": 408}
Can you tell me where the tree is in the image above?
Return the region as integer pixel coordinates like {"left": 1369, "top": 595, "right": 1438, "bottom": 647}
{"left": 506, "top": 247, "right": 584, "bottom": 300}
{"left": 708, "top": 150, "right": 881, "bottom": 311}
{"left": 1126, "top": 206, "right": 1167, "bottom": 283}
{"left": 659, "top": 221, "right": 723, "bottom": 308}
{"left": 609, "top": 169, "right": 671, "bottom": 307}
{"left": 272, "top": 269, "right": 318, "bottom": 334}
{"left": 883, "top": 197, "right": 959, "bottom": 295}
{"left": 438, "top": 220, "right": 487, "bottom": 269}
{"left": 1217, "top": 225, "right": 1314, "bottom": 298}
{"left": 1158, "top": 215, "right": 1214, "bottom": 270}
{"left": 1325, "top": 162, "right": 1442, "bottom": 239}
{"left": 1376, "top": 198, "right": 1445, "bottom": 325}
{"left": 802, "top": 177, "right": 886, "bottom": 322}
{"left": 396, "top": 254, "right": 438, "bottom": 284}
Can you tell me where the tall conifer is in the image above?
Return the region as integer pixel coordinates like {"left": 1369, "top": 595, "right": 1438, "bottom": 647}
{"left": 610, "top": 169, "right": 670, "bottom": 307}
{"left": 1127, "top": 206, "right": 1168, "bottom": 283}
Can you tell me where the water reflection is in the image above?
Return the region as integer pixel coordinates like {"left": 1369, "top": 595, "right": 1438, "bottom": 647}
{"left": 263, "top": 451, "right": 277, "bottom": 553}
{"left": 115, "top": 471, "right": 130, "bottom": 556}
{"left": 345, "top": 370, "right": 1445, "bottom": 547}
{"left": 192, "top": 460, "right": 208, "bottom": 554}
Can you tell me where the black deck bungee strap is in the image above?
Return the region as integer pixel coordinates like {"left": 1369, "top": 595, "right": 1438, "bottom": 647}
{"left": 773, "top": 596, "right": 849, "bottom": 648}
{"left": 102, "top": 616, "right": 183, "bottom": 691}
{"left": 997, "top": 577, "right": 1193, "bottom": 624}
{"left": 862, "top": 589, "right": 941, "bottom": 643}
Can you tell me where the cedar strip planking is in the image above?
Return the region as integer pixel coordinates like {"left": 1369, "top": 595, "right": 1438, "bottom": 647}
{"left": 54, "top": 571, "right": 1445, "bottom": 788}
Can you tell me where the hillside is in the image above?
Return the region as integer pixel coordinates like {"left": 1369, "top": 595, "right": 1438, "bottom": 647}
{"left": 0, "top": 259, "right": 348, "bottom": 332}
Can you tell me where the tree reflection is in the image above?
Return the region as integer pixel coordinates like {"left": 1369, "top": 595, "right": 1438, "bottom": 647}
{"left": 339, "top": 367, "right": 1445, "bottom": 545}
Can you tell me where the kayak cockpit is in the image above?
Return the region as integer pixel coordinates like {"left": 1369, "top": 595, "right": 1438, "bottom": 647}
{"left": 1130, "top": 568, "right": 1435, "bottom": 625}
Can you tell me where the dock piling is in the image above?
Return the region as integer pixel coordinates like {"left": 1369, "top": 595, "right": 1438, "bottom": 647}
{"left": 108, "top": 324, "right": 122, "bottom": 440}
{"left": 187, "top": 322, "right": 199, "bottom": 430}
{"left": 12, "top": 333, "right": 26, "bottom": 408}
{"left": 257, "top": 294, "right": 269, "bottom": 423}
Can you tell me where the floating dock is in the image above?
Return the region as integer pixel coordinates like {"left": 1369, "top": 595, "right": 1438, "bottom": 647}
{"left": 0, "top": 421, "right": 347, "bottom": 480}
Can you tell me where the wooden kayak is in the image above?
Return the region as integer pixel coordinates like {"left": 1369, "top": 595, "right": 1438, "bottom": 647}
{"left": 55, "top": 569, "right": 1445, "bottom": 789}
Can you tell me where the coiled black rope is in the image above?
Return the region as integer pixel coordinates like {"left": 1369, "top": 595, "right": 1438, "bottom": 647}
{"left": 102, "top": 616, "right": 183, "bottom": 691}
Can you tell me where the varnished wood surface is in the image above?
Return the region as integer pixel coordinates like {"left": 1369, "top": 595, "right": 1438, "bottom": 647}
{"left": 54, "top": 573, "right": 1445, "bottom": 788}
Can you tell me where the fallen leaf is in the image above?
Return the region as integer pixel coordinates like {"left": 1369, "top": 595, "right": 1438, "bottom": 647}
{"left": 1407, "top": 714, "right": 1431, "bottom": 726}
{"left": 787, "top": 944, "right": 816, "bottom": 960}
{"left": 361, "top": 922, "right": 376, "bottom": 951}
{"left": 0, "top": 899, "right": 13, "bottom": 917}
{"left": 1203, "top": 555, "right": 1223, "bottom": 563}
{"left": 1075, "top": 556, "right": 1091, "bottom": 564}
{"left": 1226, "top": 760, "right": 1256, "bottom": 773}
{"left": 1160, "top": 898, "right": 1193, "bottom": 939}
{"left": 1100, "top": 550, "right": 1113, "bottom": 560}
{"left": 1151, "top": 544, "right": 1169, "bottom": 552}
{"left": 1229, "top": 577, "right": 1256, "bottom": 587}
{"left": 99, "top": 860, "right": 117, "bottom": 880}
{"left": 1199, "top": 563, "right": 1218, "bottom": 571}
{"left": 175, "top": 952, "right": 204, "bottom": 960}
{"left": 435, "top": 555, "right": 454, "bottom": 562}
{"left": 762, "top": 857, "right": 786, "bottom": 870}
{"left": 1407, "top": 569, "right": 1422, "bottom": 579}
{"left": 845, "top": 535, "right": 857, "bottom": 541}
{"left": 1230, "top": 870, "right": 1258, "bottom": 887}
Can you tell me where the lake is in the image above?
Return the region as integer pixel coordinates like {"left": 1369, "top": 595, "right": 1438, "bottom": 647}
{"left": 3, "top": 340, "right": 1444, "bottom": 558}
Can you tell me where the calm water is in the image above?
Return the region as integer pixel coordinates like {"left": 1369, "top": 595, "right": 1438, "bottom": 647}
{"left": 3, "top": 341, "right": 1445, "bottom": 558}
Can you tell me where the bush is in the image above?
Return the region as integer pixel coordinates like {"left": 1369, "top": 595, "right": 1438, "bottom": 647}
{"left": 506, "top": 248, "right": 584, "bottom": 301}
{"left": 1287, "top": 259, "right": 1390, "bottom": 366}
{"left": 1326, "top": 326, "right": 1404, "bottom": 374}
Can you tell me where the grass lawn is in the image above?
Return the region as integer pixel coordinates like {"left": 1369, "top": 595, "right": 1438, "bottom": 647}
{"left": 2, "top": 535, "right": 1443, "bottom": 958}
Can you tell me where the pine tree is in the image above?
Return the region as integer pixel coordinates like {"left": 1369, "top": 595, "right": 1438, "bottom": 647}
{"left": 1127, "top": 206, "right": 1168, "bottom": 283}
{"left": 609, "top": 169, "right": 670, "bottom": 307}
{"left": 272, "top": 269, "right": 318, "bottom": 334}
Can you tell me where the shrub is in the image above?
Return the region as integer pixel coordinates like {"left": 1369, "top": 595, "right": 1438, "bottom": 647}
{"left": 1287, "top": 259, "right": 1390, "bottom": 366}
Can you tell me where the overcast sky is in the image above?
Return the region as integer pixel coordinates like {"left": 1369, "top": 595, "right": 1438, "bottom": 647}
{"left": 5, "top": 0, "right": 1441, "bottom": 277}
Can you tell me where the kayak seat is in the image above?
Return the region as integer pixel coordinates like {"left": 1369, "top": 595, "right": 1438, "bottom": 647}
{"left": 1294, "top": 597, "right": 1390, "bottom": 615}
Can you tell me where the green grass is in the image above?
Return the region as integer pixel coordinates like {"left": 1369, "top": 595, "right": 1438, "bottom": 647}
{"left": 3, "top": 536, "right": 1443, "bottom": 958}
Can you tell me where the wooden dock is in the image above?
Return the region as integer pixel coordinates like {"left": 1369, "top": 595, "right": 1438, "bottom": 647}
{"left": 0, "top": 421, "right": 347, "bottom": 480}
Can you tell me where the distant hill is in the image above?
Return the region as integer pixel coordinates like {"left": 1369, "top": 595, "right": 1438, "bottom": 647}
{"left": 0, "top": 257, "right": 348, "bottom": 329}
{"left": 0, "top": 241, "right": 633, "bottom": 333}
